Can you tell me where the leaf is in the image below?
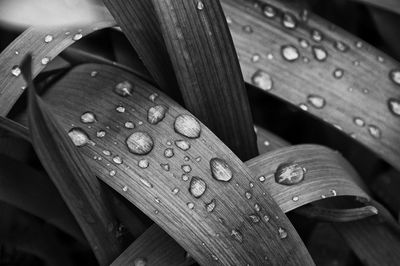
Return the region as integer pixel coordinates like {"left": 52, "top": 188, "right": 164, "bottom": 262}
{"left": 0, "top": 116, "right": 30, "bottom": 141}
{"left": 351, "top": 0, "right": 400, "bottom": 15}
{"left": 20, "top": 55, "right": 122, "bottom": 265}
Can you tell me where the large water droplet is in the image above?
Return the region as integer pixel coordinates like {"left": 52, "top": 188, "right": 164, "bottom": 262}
{"left": 251, "top": 70, "right": 273, "bottom": 91}
{"left": 68, "top": 127, "right": 90, "bottom": 147}
{"left": 210, "top": 158, "right": 233, "bottom": 182}
{"left": 275, "top": 162, "right": 305, "bottom": 186}
{"left": 11, "top": 65, "right": 21, "bottom": 77}
{"left": 138, "top": 159, "right": 149, "bottom": 169}
{"left": 126, "top": 132, "right": 154, "bottom": 155}
{"left": 133, "top": 257, "right": 147, "bottom": 266}
{"left": 147, "top": 105, "right": 168, "bottom": 125}
{"left": 282, "top": 12, "right": 297, "bottom": 29}
{"left": 80, "top": 112, "right": 96, "bottom": 124}
{"left": 189, "top": 177, "right": 207, "bottom": 198}
{"left": 175, "top": 140, "right": 190, "bottom": 151}
{"left": 312, "top": 45, "right": 328, "bottom": 61}
{"left": 231, "top": 229, "right": 243, "bottom": 243}
{"left": 114, "top": 81, "right": 133, "bottom": 97}
{"left": 281, "top": 45, "right": 300, "bottom": 62}
{"left": 388, "top": 98, "right": 400, "bottom": 117}
{"left": 205, "top": 199, "right": 216, "bottom": 212}
{"left": 307, "top": 95, "right": 326, "bottom": 109}
{"left": 174, "top": 115, "right": 201, "bottom": 138}
{"left": 368, "top": 125, "right": 381, "bottom": 139}
{"left": 278, "top": 227, "right": 288, "bottom": 239}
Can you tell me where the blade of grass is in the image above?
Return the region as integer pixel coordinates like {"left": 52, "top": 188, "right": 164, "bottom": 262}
{"left": 0, "top": 116, "right": 30, "bottom": 141}
{"left": 20, "top": 56, "right": 122, "bottom": 265}
{"left": 350, "top": 0, "right": 400, "bottom": 15}
{"left": 295, "top": 205, "right": 378, "bottom": 222}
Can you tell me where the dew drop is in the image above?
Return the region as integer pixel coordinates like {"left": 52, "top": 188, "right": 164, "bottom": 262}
{"left": 90, "top": 71, "right": 98, "bottom": 77}
{"left": 122, "top": 186, "right": 128, "bottom": 192}
{"left": 245, "top": 191, "right": 252, "bottom": 199}
{"left": 102, "top": 150, "right": 111, "bottom": 156}
{"left": 44, "top": 34, "right": 53, "bottom": 43}
{"left": 149, "top": 93, "right": 158, "bottom": 102}
{"left": 282, "top": 12, "right": 297, "bottom": 29}
{"left": 41, "top": 57, "right": 50, "bottom": 65}
{"left": 11, "top": 65, "right": 21, "bottom": 77}
{"left": 174, "top": 115, "right": 201, "bottom": 138}
{"left": 68, "top": 127, "right": 90, "bottom": 147}
{"left": 334, "top": 41, "right": 349, "bottom": 52}
{"left": 122, "top": 121, "right": 134, "bottom": 129}
{"left": 258, "top": 175, "right": 266, "bottom": 182}
{"left": 138, "top": 159, "right": 149, "bottom": 169}
{"left": 388, "top": 98, "right": 400, "bottom": 117}
{"left": 172, "top": 187, "right": 180, "bottom": 195}
{"left": 251, "top": 53, "right": 261, "bottom": 62}
{"left": 140, "top": 178, "right": 153, "bottom": 188}
{"left": 330, "top": 189, "right": 337, "bottom": 196}
{"left": 189, "top": 176, "right": 207, "bottom": 198}
{"left": 116, "top": 105, "right": 126, "bottom": 113}
{"left": 73, "top": 33, "right": 83, "bottom": 41}
{"left": 353, "top": 117, "right": 365, "bottom": 127}
{"left": 242, "top": 25, "right": 253, "bottom": 33}
{"left": 281, "top": 45, "right": 300, "bottom": 62}
{"left": 114, "top": 81, "right": 133, "bottom": 97}
{"left": 249, "top": 214, "right": 261, "bottom": 223}
{"left": 147, "top": 105, "right": 168, "bottom": 125}
{"left": 80, "top": 112, "right": 96, "bottom": 124}
{"left": 368, "top": 125, "right": 381, "bottom": 139}
{"left": 187, "top": 202, "right": 195, "bottom": 209}
{"left": 311, "top": 29, "right": 323, "bottom": 42}
{"left": 263, "top": 140, "right": 270, "bottom": 146}
{"left": 251, "top": 70, "right": 273, "bottom": 91}
{"left": 389, "top": 70, "right": 400, "bottom": 86}
{"left": 312, "top": 45, "right": 328, "bottom": 61}
{"left": 113, "top": 156, "right": 123, "bottom": 165}
{"left": 299, "top": 103, "right": 309, "bottom": 111}
{"left": 254, "top": 203, "right": 261, "bottom": 212}
{"left": 182, "top": 174, "right": 189, "bottom": 181}
{"left": 195, "top": 156, "right": 202, "bottom": 162}
{"left": 109, "top": 170, "right": 116, "bottom": 177}
{"left": 249, "top": 182, "right": 254, "bottom": 188}
{"left": 231, "top": 229, "right": 243, "bottom": 243}
{"left": 164, "top": 148, "right": 174, "bottom": 158}
{"left": 205, "top": 199, "right": 216, "bottom": 212}
{"left": 210, "top": 158, "right": 233, "bottom": 182}
{"left": 161, "top": 163, "right": 170, "bottom": 171}
{"left": 299, "top": 38, "right": 309, "bottom": 48}
{"left": 211, "top": 254, "right": 219, "bottom": 261}
{"left": 226, "top": 16, "right": 232, "bottom": 24}
{"left": 96, "top": 130, "right": 106, "bottom": 138}
{"left": 333, "top": 68, "right": 344, "bottom": 79}
{"left": 278, "top": 227, "right": 288, "bottom": 239}
{"left": 126, "top": 132, "right": 154, "bottom": 155}
{"left": 263, "top": 215, "right": 270, "bottom": 222}
{"left": 263, "top": 5, "right": 276, "bottom": 18}
{"left": 292, "top": 196, "right": 299, "bottom": 202}
{"left": 175, "top": 140, "right": 191, "bottom": 151}
{"left": 274, "top": 162, "right": 305, "bottom": 186}
{"left": 355, "top": 41, "right": 363, "bottom": 48}
{"left": 182, "top": 165, "right": 192, "bottom": 173}
{"left": 307, "top": 94, "right": 326, "bottom": 109}
{"left": 133, "top": 257, "right": 147, "bottom": 266}
{"left": 196, "top": 1, "right": 204, "bottom": 10}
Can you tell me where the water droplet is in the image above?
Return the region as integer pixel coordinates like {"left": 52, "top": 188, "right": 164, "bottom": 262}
{"left": 109, "top": 170, "right": 116, "bottom": 177}
{"left": 189, "top": 176, "right": 207, "bottom": 198}
{"left": 205, "top": 199, "right": 216, "bottom": 212}
{"left": 282, "top": 12, "right": 297, "bottom": 29}
{"left": 249, "top": 182, "right": 254, "bottom": 188}
{"left": 242, "top": 25, "right": 253, "bottom": 33}
{"left": 96, "top": 130, "right": 106, "bottom": 138}
{"left": 174, "top": 115, "right": 201, "bottom": 138}
{"left": 138, "top": 159, "right": 149, "bottom": 169}
{"left": 195, "top": 156, "right": 201, "bottom": 162}
{"left": 90, "top": 71, "right": 98, "bottom": 77}
{"left": 254, "top": 203, "right": 261, "bottom": 212}
{"left": 133, "top": 257, "right": 147, "bottom": 266}
{"left": 160, "top": 163, "right": 170, "bottom": 171}
{"left": 211, "top": 254, "right": 219, "bottom": 261}
{"left": 275, "top": 162, "right": 305, "bottom": 185}
{"left": 292, "top": 196, "right": 299, "bottom": 202}
{"left": 249, "top": 214, "right": 261, "bottom": 223}
{"left": 263, "top": 140, "right": 270, "bottom": 147}
{"left": 113, "top": 156, "right": 123, "bottom": 165}
{"left": 73, "top": 33, "right": 83, "bottom": 41}
{"left": 226, "top": 16, "right": 232, "bottom": 24}
{"left": 267, "top": 53, "right": 274, "bottom": 60}
{"left": 210, "top": 158, "right": 233, "bottom": 182}
{"left": 299, "top": 103, "right": 309, "bottom": 111}
{"left": 182, "top": 174, "right": 189, "bottom": 181}
{"left": 182, "top": 164, "right": 192, "bottom": 173}
{"left": 389, "top": 70, "right": 400, "bottom": 86}
{"left": 311, "top": 29, "right": 323, "bottom": 42}
{"left": 171, "top": 187, "right": 180, "bottom": 195}
{"left": 353, "top": 60, "right": 360, "bottom": 67}
{"left": 377, "top": 56, "right": 385, "bottom": 63}
{"left": 299, "top": 38, "right": 309, "bottom": 48}
{"left": 174, "top": 140, "right": 190, "bottom": 151}
{"left": 263, "top": 5, "right": 276, "bottom": 18}
{"left": 281, "top": 45, "right": 300, "bottom": 62}
{"left": 300, "top": 9, "right": 309, "bottom": 21}
{"left": 368, "top": 125, "right": 381, "bottom": 139}
{"left": 122, "top": 186, "right": 128, "bottom": 192}
{"left": 41, "top": 57, "right": 50, "bottom": 65}
{"left": 355, "top": 41, "right": 363, "bottom": 48}
{"left": 231, "top": 229, "right": 243, "bottom": 243}
{"left": 307, "top": 94, "right": 326, "bottom": 109}
{"left": 116, "top": 105, "right": 125, "bottom": 113}
{"left": 245, "top": 191, "right": 252, "bottom": 199}
{"left": 126, "top": 132, "right": 154, "bottom": 155}
{"left": 330, "top": 189, "right": 337, "bottom": 196}
{"left": 263, "top": 215, "right": 270, "bottom": 222}
{"left": 44, "top": 34, "right": 53, "bottom": 43}
{"left": 80, "top": 112, "right": 96, "bottom": 124}
{"left": 113, "top": 81, "right": 134, "bottom": 98}
{"left": 140, "top": 178, "right": 153, "bottom": 188}
{"left": 196, "top": 1, "right": 204, "bottom": 10}
{"left": 333, "top": 68, "right": 344, "bottom": 79}
{"left": 11, "top": 65, "right": 21, "bottom": 77}
{"left": 251, "top": 70, "right": 273, "bottom": 91}
{"left": 334, "top": 41, "right": 349, "bottom": 52}
{"left": 388, "top": 98, "right": 400, "bottom": 116}
{"left": 278, "top": 227, "right": 287, "bottom": 239}
{"left": 102, "top": 150, "right": 111, "bottom": 156}
{"left": 353, "top": 117, "right": 365, "bottom": 127}
{"left": 148, "top": 105, "right": 168, "bottom": 124}
{"left": 149, "top": 93, "right": 158, "bottom": 102}
{"left": 68, "top": 127, "right": 90, "bottom": 147}
{"left": 251, "top": 53, "right": 261, "bottom": 62}
{"left": 258, "top": 176, "right": 266, "bottom": 182}
{"left": 312, "top": 45, "right": 328, "bottom": 61}
{"left": 187, "top": 202, "right": 194, "bottom": 209}
{"left": 164, "top": 148, "right": 174, "bottom": 158}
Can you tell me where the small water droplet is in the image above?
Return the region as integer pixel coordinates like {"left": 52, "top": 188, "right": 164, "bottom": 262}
{"left": 353, "top": 60, "right": 360, "bottom": 66}
{"left": 195, "top": 156, "right": 202, "bottom": 162}
{"left": 41, "top": 57, "right": 50, "bottom": 65}
{"left": 251, "top": 53, "right": 261, "bottom": 62}
{"left": 312, "top": 45, "right": 328, "bottom": 61}
{"left": 307, "top": 94, "right": 326, "bottom": 109}
{"left": 122, "top": 186, "right": 128, "bottom": 192}
{"left": 68, "top": 127, "right": 90, "bottom": 147}
{"left": 196, "top": 1, "right": 204, "bottom": 10}
{"left": 113, "top": 156, "right": 123, "bottom": 165}
{"left": 281, "top": 45, "right": 300, "bottom": 62}
{"left": 133, "top": 257, "right": 147, "bottom": 266}
{"left": 73, "top": 33, "right": 83, "bottom": 41}
{"left": 211, "top": 254, "right": 219, "bottom": 261}
{"left": 90, "top": 71, "right": 98, "bottom": 77}
{"left": 114, "top": 80, "right": 133, "bottom": 97}
{"left": 242, "top": 25, "right": 253, "bottom": 33}
{"left": 263, "top": 215, "right": 270, "bottom": 222}
{"left": 299, "top": 103, "right": 309, "bottom": 111}
{"left": 388, "top": 98, "right": 400, "bottom": 117}
{"left": 182, "top": 174, "right": 189, "bottom": 181}
{"left": 254, "top": 203, "right": 261, "bottom": 212}
{"left": 300, "top": 9, "right": 309, "bottom": 21}
{"left": 245, "top": 191, "right": 252, "bottom": 199}
{"left": 44, "top": 34, "right": 53, "bottom": 43}
{"left": 231, "top": 229, "right": 243, "bottom": 243}
{"left": 333, "top": 68, "right": 344, "bottom": 79}
{"left": 275, "top": 162, "right": 305, "bottom": 185}
{"left": 263, "top": 5, "right": 276, "bottom": 18}
{"left": 368, "top": 125, "right": 381, "bottom": 139}
{"left": 175, "top": 140, "right": 191, "bottom": 151}
{"left": 334, "top": 41, "right": 349, "bottom": 52}
{"left": 389, "top": 69, "right": 400, "bottom": 86}
{"left": 116, "top": 105, "right": 126, "bottom": 113}
{"left": 148, "top": 105, "right": 168, "bottom": 124}
{"left": 187, "top": 202, "right": 194, "bottom": 209}
{"left": 249, "top": 214, "right": 261, "bottom": 223}
{"left": 226, "top": 16, "right": 232, "bottom": 24}
{"left": 11, "top": 65, "right": 21, "bottom": 77}
{"left": 353, "top": 117, "right": 365, "bottom": 127}
{"left": 140, "top": 178, "right": 153, "bottom": 188}
{"left": 205, "top": 199, "right": 216, "bottom": 212}
{"left": 210, "top": 158, "right": 233, "bottom": 182}
{"left": 292, "top": 196, "right": 299, "bottom": 202}
{"left": 355, "top": 41, "right": 363, "bottom": 48}
{"left": 282, "top": 12, "right": 297, "bottom": 29}
{"left": 149, "top": 93, "right": 158, "bottom": 102}
{"left": 172, "top": 187, "right": 179, "bottom": 195}
{"left": 189, "top": 176, "right": 207, "bottom": 198}
{"left": 174, "top": 115, "right": 201, "bottom": 138}
{"left": 126, "top": 132, "right": 154, "bottom": 155}
{"left": 160, "top": 163, "right": 170, "bottom": 171}
{"left": 96, "top": 130, "right": 106, "bottom": 138}
{"left": 278, "top": 227, "right": 288, "bottom": 239}
{"left": 263, "top": 140, "right": 270, "bottom": 146}
{"left": 109, "top": 170, "right": 116, "bottom": 176}
{"left": 311, "top": 29, "right": 323, "bottom": 42}
{"left": 258, "top": 175, "right": 266, "bottom": 182}
{"left": 330, "top": 189, "right": 337, "bottom": 196}
{"left": 102, "top": 150, "right": 111, "bottom": 156}
{"left": 377, "top": 56, "right": 385, "bottom": 63}
{"left": 138, "top": 159, "right": 150, "bottom": 169}
{"left": 299, "top": 38, "right": 309, "bottom": 48}
{"left": 80, "top": 112, "right": 96, "bottom": 124}
{"left": 267, "top": 53, "right": 274, "bottom": 60}
{"left": 164, "top": 148, "right": 174, "bottom": 158}
{"left": 182, "top": 164, "right": 192, "bottom": 173}
{"left": 249, "top": 182, "right": 254, "bottom": 188}
{"left": 251, "top": 70, "right": 273, "bottom": 91}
